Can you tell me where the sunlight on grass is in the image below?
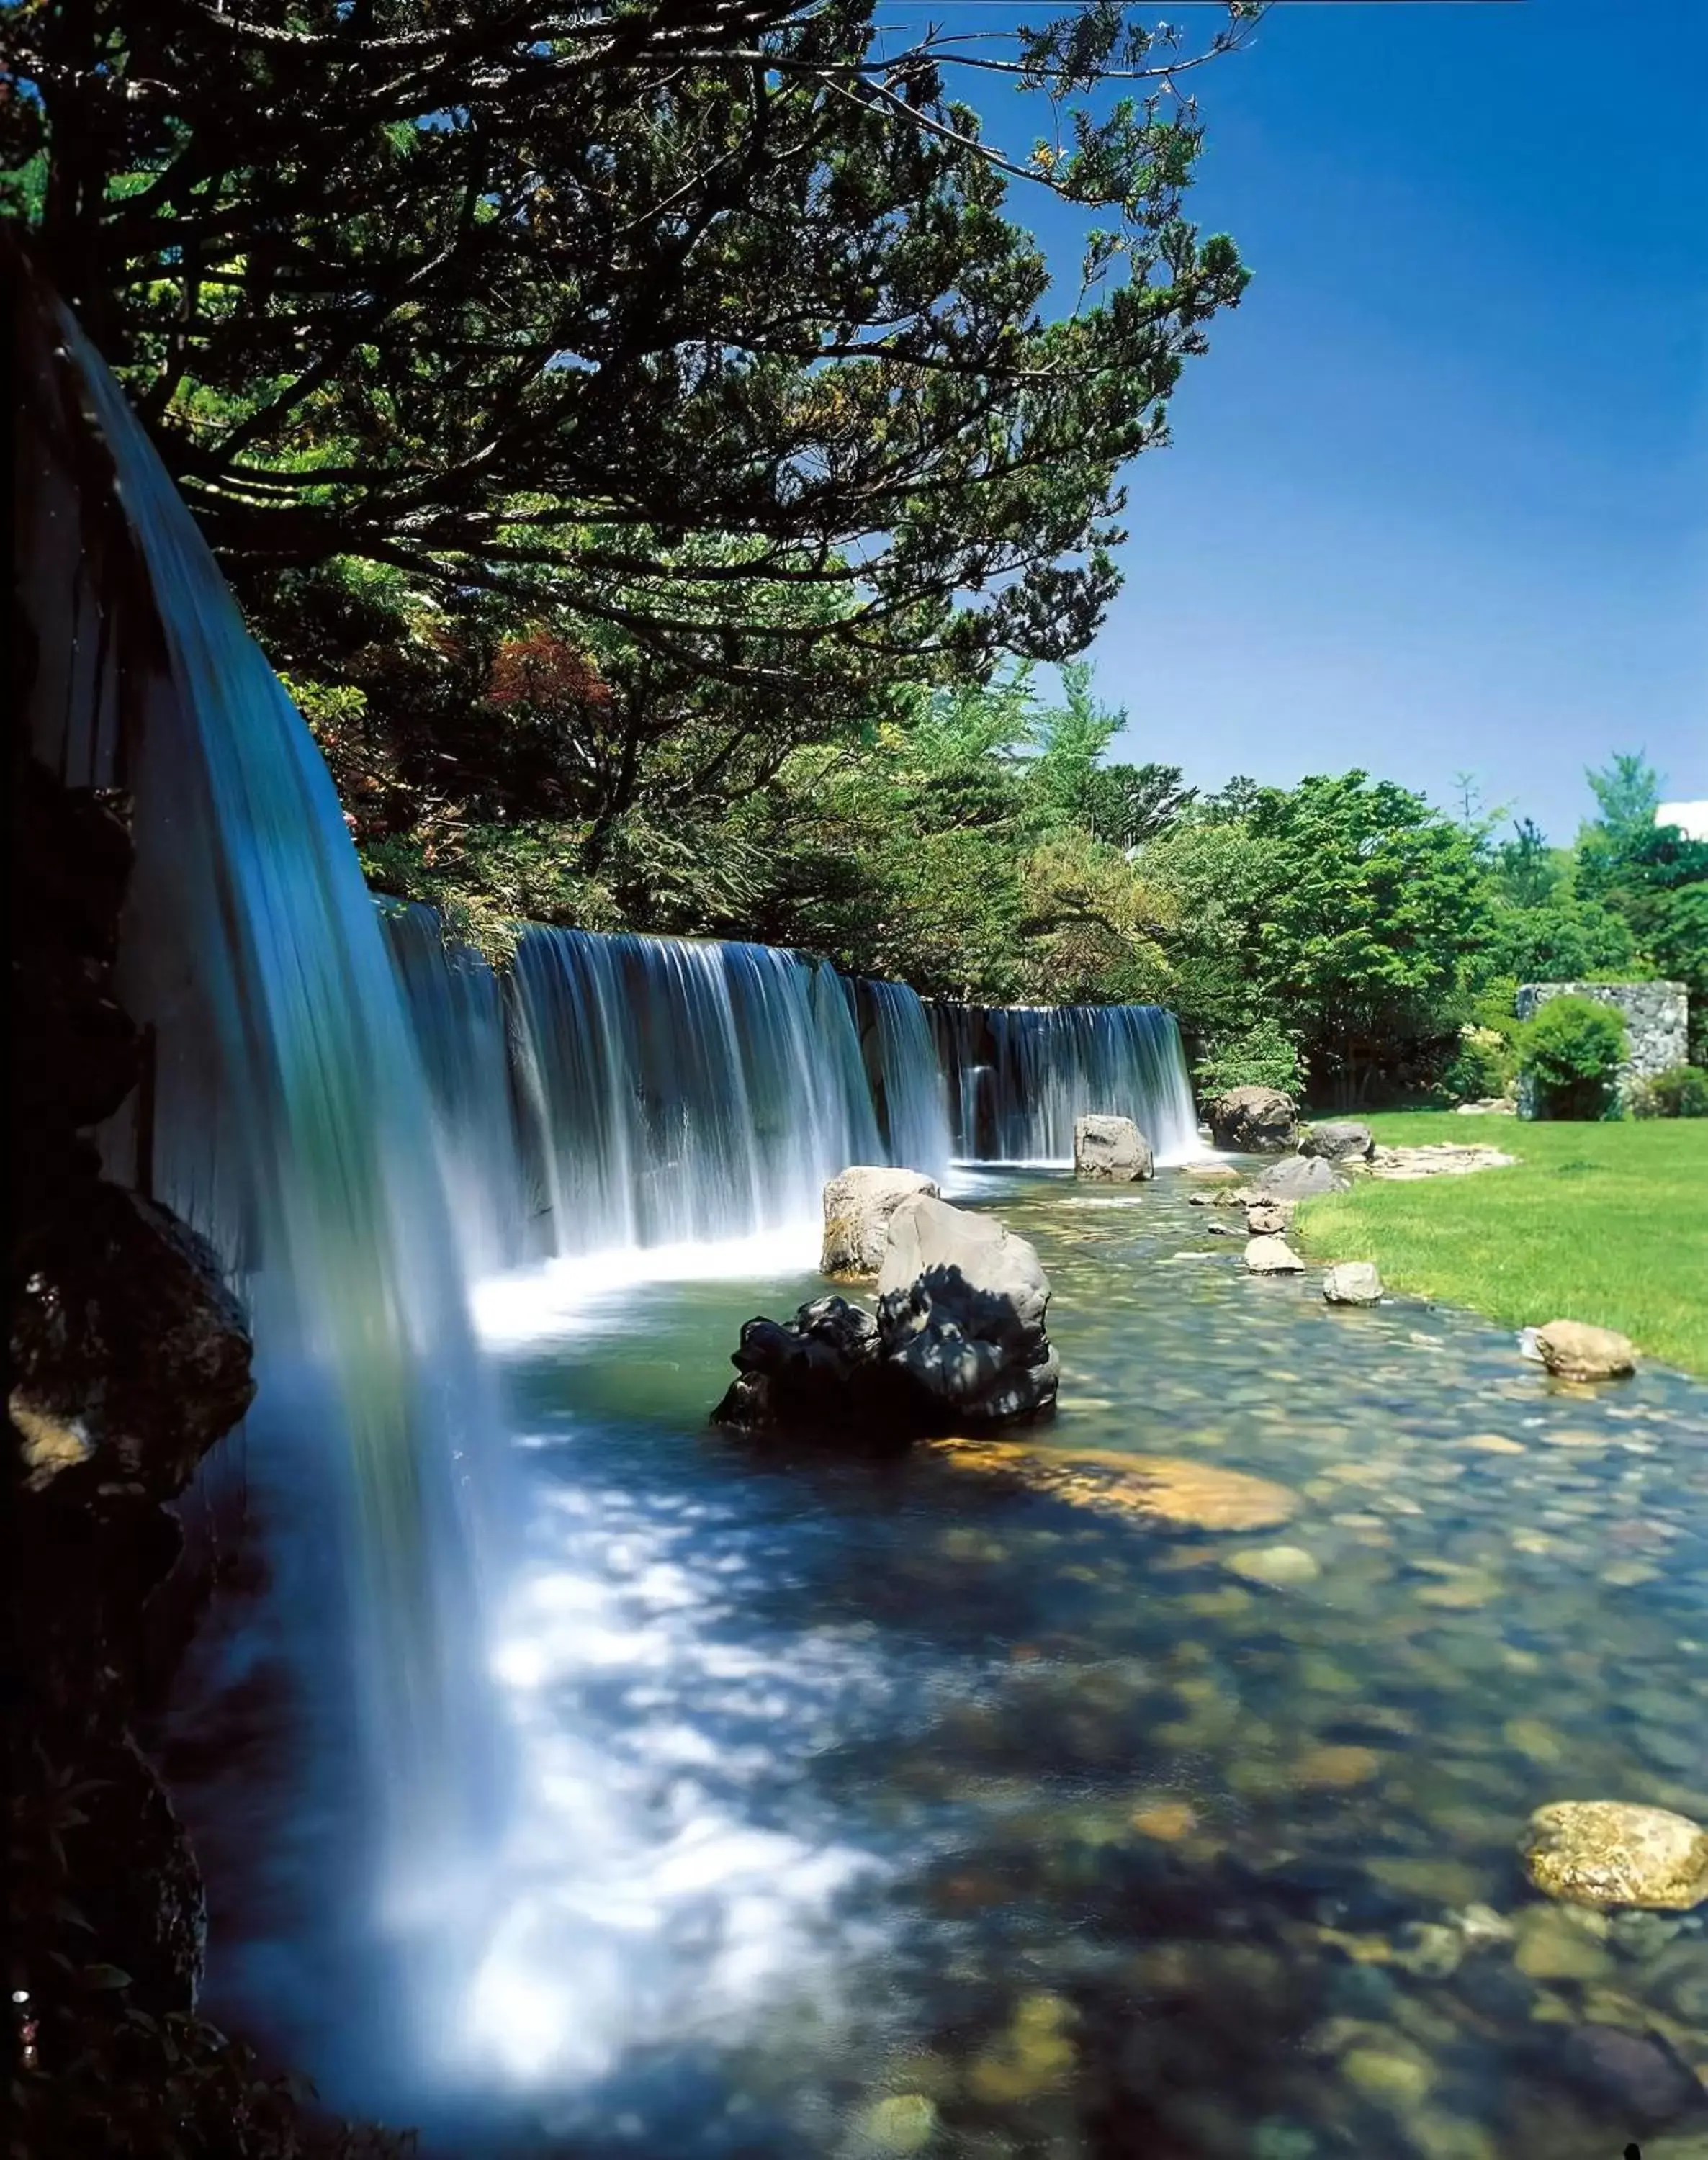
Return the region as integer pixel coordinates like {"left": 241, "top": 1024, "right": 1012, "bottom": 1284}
{"left": 1295, "top": 1113, "right": 1708, "bottom": 1376}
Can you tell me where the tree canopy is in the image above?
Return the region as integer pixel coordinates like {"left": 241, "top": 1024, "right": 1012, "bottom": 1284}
{"left": 6, "top": 0, "right": 1257, "bottom": 692}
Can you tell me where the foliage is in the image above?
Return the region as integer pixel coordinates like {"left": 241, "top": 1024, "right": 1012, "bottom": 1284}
{"left": 1485, "top": 890, "right": 1637, "bottom": 984}
{"left": 1133, "top": 775, "right": 1491, "bottom": 1106}
{"left": 1294, "top": 1112, "right": 1708, "bottom": 1377}
{"left": 1627, "top": 1064, "right": 1708, "bottom": 1120}
{"left": 8, "top": 0, "right": 1254, "bottom": 706}
{"left": 1518, "top": 994, "right": 1627, "bottom": 1121}
{"left": 1190, "top": 1017, "right": 1302, "bottom": 1098}
{"left": 1438, "top": 1025, "right": 1513, "bottom": 1106}
{"left": 1583, "top": 752, "right": 1663, "bottom": 850}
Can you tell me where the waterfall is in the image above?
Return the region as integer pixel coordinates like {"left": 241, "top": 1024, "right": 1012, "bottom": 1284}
{"left": 508, "top": 927, "right": 881, "bottom": 1257}
{"left": 381, "top": 901, "right": 534, "bottom": 1279}
{"left": 14, "top": 266, "right": 498, "bottom": 1948}
{"left": 858, "top": 978, "right": 953, "bottom": 1182}
{"left": 379, "top": 909, "right": 1202, "bottom": 1278}
{"left": 934, "top": 1002, "right": 1202, "bottom": 1165}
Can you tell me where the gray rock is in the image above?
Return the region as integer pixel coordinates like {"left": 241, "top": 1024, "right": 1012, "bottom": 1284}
{"left": 1244, "top": 1197, "right": 1294, "bottom": 1236}
{"left": 1256, "top": 1155, "right": 1347, "bottom": 1199}
{"left": 1300, "top": 1120, "right": 1375, "bottom": 1164}
{"left": 1323, "top": 1261, "right": 1383, "bottom": 1307}
{"left": 822, "top": 1165, "right": 940, "bottom": 1278}
{"left": 1245, "top": 1236, "right": 1305, "bottom": 1275}
{"left": 1073, "top": 1112, "right": 1154, "bottom": 1183}
{"left": 878, "top": 1195, "right": 1058, "bottom": 1427}
{"left": 1208, "top": 1086, "right": 1299, "bottom": 1154}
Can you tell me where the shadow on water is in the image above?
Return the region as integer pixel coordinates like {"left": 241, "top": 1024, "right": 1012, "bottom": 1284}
{"left": 169, "top": 1169, "right": 1708, "bottom": 2160}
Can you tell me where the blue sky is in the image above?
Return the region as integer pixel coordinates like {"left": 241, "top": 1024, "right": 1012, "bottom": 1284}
{"left": 889, "top": 0, "right": 1708, "bottom": 842}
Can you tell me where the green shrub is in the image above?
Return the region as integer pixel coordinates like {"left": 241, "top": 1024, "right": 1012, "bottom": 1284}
{"left": 1194, "top": 1019, "right": 1303, "bottom": 1100}
{"left": 1439, "top": 1025, "right": 1514, "bottom": 1104}
{"left": 1628, "top": 1063, "right": 1708, "bottom": 1120}
{"left": 1519, "top": 994, "right": 1627, "bottom": 1120}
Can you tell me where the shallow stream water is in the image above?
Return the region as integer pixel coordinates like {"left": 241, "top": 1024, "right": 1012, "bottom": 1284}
{"left": 169, "top": 1166, "right": 1708, "bottom": 2160}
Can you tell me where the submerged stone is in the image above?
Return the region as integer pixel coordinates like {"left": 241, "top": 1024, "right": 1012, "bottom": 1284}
{"left": 1556, "top": 2022, "right": 1703, "bottom": 2127}
{"left": 1295, "top": 1744, "right": 1383, "bottom": 1790}
{"left": 1224, "top": 1544, "right": 1322, "bottom": 1588}
{"left": 1522, "top": 1801, "right": 1708, "bottom": 1911}
{"left": 851, "top": 2094, "right": 939, "bottom": 2156}
{"left": 922, "top": 1438, "right": 1300, "bottom": 1532}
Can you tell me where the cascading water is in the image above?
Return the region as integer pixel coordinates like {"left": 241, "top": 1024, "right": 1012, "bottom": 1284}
{"left": 13, "top": 261, "right": 500, "bottom": 2072}
{"left": 378, "top": 914, "right": 1200, "bottom": 1285}
{"left": 935, "top": 1002, "right": 1202, "bottom": 1165}
{"left": 857, "top": 978, "right": 954, "bottom": 1182}
{"left": 509, "top": 927, "right": 881, "bottom": 1259}
{"left": 382, "top": 899, "right": 535, "bottom": 1279}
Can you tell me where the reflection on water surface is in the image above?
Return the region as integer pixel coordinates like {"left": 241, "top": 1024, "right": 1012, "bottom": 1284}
{"left": 172, "top": 1169, "right": 1708, "bottom": 2160}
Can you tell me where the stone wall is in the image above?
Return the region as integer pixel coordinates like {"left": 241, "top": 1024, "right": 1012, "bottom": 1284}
{"left": 1515, "top": 981, "right": 1690, "bottom": 1116}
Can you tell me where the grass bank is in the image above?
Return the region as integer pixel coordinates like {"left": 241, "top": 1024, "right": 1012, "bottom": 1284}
{"left": 1294, "top": 1112, "right": 1708, "bottom": 1377}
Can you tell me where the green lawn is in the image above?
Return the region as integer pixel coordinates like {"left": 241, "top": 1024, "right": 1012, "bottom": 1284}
{"left": 1293, "top": 1112, "right": 1708, "bottom": 1377}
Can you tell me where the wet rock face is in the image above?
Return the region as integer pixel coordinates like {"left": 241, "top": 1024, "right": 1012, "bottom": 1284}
{"left": 6, "top": 753, "right": 256, "bottom": 2038}
{"left": 71, "top": 1734, "right": 209, "bottom": 2014}
{"left": 1208, "top": 1086, "right": 1299, "bottom": 1154}
{"left": 715, "top": 1197, "right": 1057, "bottom": 1439}
{"left": 8, "top": 764, "right": 141, "bottom": 1225}
{"left": 1072, "top": 1114, "right": 1154, "bottom": 1183}
{"left": 12, "top": 1182, "right": 256, "bottom": 1498}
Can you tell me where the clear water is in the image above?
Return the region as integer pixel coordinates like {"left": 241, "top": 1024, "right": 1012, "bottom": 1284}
{"left": 171, "top": 1167, "right": 1708, "bottom": 2160}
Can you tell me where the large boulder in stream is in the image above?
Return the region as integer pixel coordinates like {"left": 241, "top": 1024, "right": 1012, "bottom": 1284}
{"left": 714, "top": 1195, "right": 1057, "bottom": 1441}
{"left": 878, "top": 1194, "right": 1058, "bottom": 1428}
{"left": 1073, "top": 1114, "right": 1154, "bottom": 1183}
{"left": 821, "top": 1166, "right": 940, "bottom": 1278}
{"left": 1208, "top": 1086, "right": 1299, "bottom": 1155}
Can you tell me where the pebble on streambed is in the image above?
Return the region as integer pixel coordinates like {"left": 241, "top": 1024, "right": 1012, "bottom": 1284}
{"left": 1522, "top": 1802, "right": 1708, "bottom": 1912}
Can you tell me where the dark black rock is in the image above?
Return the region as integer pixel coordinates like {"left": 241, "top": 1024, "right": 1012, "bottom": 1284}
{"left": 711, "top": 1197, "right": 1057, "bottom": 1440}
{"left": 11, "top": 1182, "right": 256, "bottom": 1498}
